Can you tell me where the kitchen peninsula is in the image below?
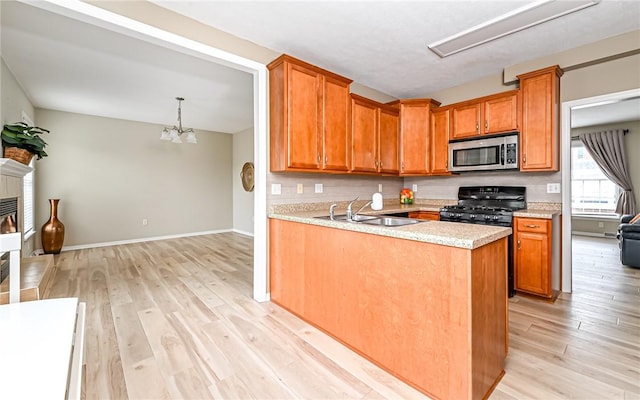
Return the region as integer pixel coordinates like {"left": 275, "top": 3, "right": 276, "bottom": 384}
{"left": 269, "top": 207, "right": 511, "bottom": 400}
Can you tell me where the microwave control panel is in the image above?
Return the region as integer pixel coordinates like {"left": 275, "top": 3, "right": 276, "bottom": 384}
{"left": 506, "top": 143, "right": 517, "bottom": 164}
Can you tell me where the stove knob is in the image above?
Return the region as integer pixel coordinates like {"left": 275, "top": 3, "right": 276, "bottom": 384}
{"left": 469, "top": 214, "right": 476, "bottom": 219}
{"left": 484, "top": 215, "right": 491, "bottom": 220}
{"left": 493, "top": 215, "right": 499, "bottom": 220}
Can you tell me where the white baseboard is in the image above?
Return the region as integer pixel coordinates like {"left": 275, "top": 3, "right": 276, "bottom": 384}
{"left": 232, "top": 229, "right": 254, "bottom": 237}
{"left": 36, "top": 229, "right": 234, "bottom": 253}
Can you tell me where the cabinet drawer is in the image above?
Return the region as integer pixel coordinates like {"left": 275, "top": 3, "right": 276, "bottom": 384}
{"left": 516, "top": 218, "right": 548, "bottom": 234}
{"left": 408, "top": 211, "right": 440, "bottom": 221}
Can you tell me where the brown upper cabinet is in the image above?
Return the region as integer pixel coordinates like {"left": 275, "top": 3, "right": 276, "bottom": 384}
{"left": 450, "top": 90, "right": 519, "bottom": 140}
{"left": 268, "top": 54, "right": 352, "bottom": 172}
{"left": 430, "top": 107, "right": 451, "bottom": 175}
{"left": 518, "top": 66, "right": 563, "bottom": 172}
{"left": 350, "top": 94, "right": 399, "bottom": 175}
{"left": 388, "top": 99, "right": 441, "bottom": 175}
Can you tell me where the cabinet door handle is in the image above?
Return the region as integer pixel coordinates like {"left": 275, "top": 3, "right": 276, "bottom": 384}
{"left": 525, "top": 224, "right": 540, "bottom": 228}
{"left": 379, "top": 161, "right": 383, "bottom": 168}
{"left": 523, "top": 154, "right": 526, "bottom": 164}
{"left": 325, "top": 155, "right": 328, "bottom": 164}
{"left": 517, "top": 239, "right": 521, "bottom": 250}
{"left": 375, "top": 160, "right": 379, "bottom": 168}
{"left": 317, "top": 153, "right": 321, "bottom": 164}
{"left": 485, "top": 120, "right": 489, "bottom": 131}
{"left": 476, "top": 123, "right": 479, "bottom": 132}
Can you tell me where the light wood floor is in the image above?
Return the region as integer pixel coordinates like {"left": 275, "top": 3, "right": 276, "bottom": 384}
{"left": 45, "top": 233, "right": 639, "bottom": 399}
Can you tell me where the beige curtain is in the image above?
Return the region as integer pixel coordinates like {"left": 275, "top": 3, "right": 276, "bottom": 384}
{"left": 579, "top": 129, "right": 636, "bottom": 215}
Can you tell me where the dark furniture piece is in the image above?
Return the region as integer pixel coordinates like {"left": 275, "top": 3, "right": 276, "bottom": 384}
{"left": 618, "top": 214, "right": 640, "bottom": 268}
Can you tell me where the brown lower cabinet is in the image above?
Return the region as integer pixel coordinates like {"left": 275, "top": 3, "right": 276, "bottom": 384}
{"left": 408, "top": 211, "right": 440, "bottom": 220}
{"left": 270, "top": 218, "right": 507, "bottom": 400}
{"left": 514, "top": 217, "right": 556, "bottom": 298}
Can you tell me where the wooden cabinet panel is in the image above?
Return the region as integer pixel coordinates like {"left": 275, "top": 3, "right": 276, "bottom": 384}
{"left": 392, "top": 99, "right": 440, "bottom": 175}
{"left": 350, "top": 95, "right": 399, "bottom": 175}
{"left": 269, "top": 219, "right": 305, "bottom": 315}
{"left": 518, "top": 66, "right": 563, "bottom": 171}
{"left": 450, "top": 91, "right": 519, "bottom": 140}
{"left": 351, "top": 96, "right": 378, "bottom": 173}
{"left": 451, "top": 102, "right": 481, "bottom": 139}
{"left": 484, "top": 93, "right": 518, "bottom": 134}
{"left": 378, "top": 108, "right": 399, "bottom": 174}
{"left": 514, "top": 217, "right": 552, "bottom": 297}
{"left": 288, "top": 64, "right": 322, "bottom": 169}
{"left": 408, "top": 211, "right": 440, "bottom": 220}
{"left": 430, "top": 108, "right": 450, "bottom": 174}
{"left": 269, "top": 218, "right": 507, "bottom": 400}
{"left": 322, "top": 77, "right": 351, "bottom": 171}
{"left": 268, "top": 54, "right": 352, "bottom": 172}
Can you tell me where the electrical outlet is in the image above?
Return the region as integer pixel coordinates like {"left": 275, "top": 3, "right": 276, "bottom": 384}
{"left": 271, "top": 183, "right": 281, "bottom": 195}
{"left": 315, "top": 183, "right": 323, "bottom": 193}
{"left": 378, "top": 183, "right": 383, "bottom": 192}
{"left": 142, "top": 218, "right": 148, "bottom": 226}
{"left": 598, "top": 222, "right": 604, "bottom": 228}
{"left": 546, "top": 183, "right": 561, "bottom": 193}
{"left": 297, "top": 183, "right": 303, "bottom": 194}
{"left": 412, "top": 184, "right": 418, "bottom": 192}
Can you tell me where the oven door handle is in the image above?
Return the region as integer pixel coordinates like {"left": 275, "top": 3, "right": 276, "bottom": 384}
{"left": 501, "top": 144, "right": 505, "bottom": 165}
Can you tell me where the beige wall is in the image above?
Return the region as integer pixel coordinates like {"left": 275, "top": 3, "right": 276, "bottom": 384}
{"left": 1, "top": 59, "right": 34, "bottom": 127}
{"left": 232, "top": 127, "right": 254, "bottom": 235}
{"left": 34, "top": 109, "right": 233, "bottom": 248}
{"left": 570, "top": 120, "right": 640, "bottom": 235}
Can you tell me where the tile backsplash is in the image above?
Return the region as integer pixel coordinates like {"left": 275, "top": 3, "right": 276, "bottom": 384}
{"left": 404, "top": 170, "right": 562, "bottom": 203}
{"left": 267, "top": 170, "right": 561, "bottom": 206}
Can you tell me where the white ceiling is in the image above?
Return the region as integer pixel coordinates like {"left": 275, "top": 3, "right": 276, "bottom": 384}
{"left": 1, "top": 1, "right": 639, "bottom": 133}
{"left": 152, "top": 0, "right": 640, "bottom": 98}
{"left": 1, "top": 1, "right": 254, "bottom": 134}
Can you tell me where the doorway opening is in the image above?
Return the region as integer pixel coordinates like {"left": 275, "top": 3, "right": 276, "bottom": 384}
{"left": 561, "top": 88, "right": 640, "bottom": 292}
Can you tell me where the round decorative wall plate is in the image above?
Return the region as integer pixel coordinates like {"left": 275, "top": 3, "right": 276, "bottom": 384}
{"left": 240, "top": 162, "right": 255, "bottom": 192}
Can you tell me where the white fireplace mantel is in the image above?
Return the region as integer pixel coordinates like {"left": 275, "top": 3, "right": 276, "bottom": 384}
{"left": 0, "top": 158, "right": 33, "bottom": 178}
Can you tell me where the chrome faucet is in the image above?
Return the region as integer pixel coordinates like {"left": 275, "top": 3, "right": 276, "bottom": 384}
{"left": 329, "top": 203, "right": 338, "bottom": 220}
{"left": 346, "top": 197, "right": 373, "bottom": 221}
{"left": 346, "top": 197, "right": 359, "bottom": 221}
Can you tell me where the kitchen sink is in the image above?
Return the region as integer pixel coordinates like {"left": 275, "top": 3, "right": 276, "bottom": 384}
{"left": 360, "top": 216, "right": 423, "bottom": 227}
{"left": 314, "top": 214, "right": 423, "bottom": 227}
{"left": 314, "top": 214, "right": 379, "bottom": 222}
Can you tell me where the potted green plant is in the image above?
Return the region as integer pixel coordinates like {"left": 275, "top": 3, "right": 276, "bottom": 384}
{"left": 1, "top": 122, "right": 49, "bottom": 165}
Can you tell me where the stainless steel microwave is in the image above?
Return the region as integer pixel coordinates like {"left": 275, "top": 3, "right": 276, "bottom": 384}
{"left": 449, "top": 134, "right": 519, "bottom": 172}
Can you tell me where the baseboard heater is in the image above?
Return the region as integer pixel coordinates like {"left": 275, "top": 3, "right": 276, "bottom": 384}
{"left": 572, "top": 231, "right": 617, "bottom": 238}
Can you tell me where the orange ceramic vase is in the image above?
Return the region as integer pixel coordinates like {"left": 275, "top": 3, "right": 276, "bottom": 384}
{"left": 41, "top": 198, "right": 65, "bottom": 254}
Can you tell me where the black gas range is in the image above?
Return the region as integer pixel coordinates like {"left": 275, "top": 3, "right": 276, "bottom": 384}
{"left": 440, "top": 186, "right": 526, "bottom": 297}
{"left": 439, "top": 186, "right": 526, "bottom": 226}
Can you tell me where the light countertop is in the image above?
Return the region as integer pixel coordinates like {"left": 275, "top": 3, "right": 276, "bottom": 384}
{"left": 269, "top": 206, "right": 511, "bottom": 250}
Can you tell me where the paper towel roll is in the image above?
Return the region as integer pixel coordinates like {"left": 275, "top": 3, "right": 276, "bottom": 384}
{"left": 371, "top": 192, "right": 383, "bottom": 210}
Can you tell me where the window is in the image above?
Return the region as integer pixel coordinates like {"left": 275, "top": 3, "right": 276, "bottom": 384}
{"left": 571, "top": 140, "right": 619, "bottom": 215}
{"left": 21, "top": 111, "right": 35, "bottom": 239}
{"left": 23, "top": 159, "right": 35, "bottom": 238}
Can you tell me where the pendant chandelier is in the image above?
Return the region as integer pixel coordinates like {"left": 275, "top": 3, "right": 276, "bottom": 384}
{"left": 160, "top": 97, "right": 197, "bottom": 144}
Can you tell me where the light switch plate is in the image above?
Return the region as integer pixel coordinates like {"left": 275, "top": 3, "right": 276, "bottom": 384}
{"left": 315, "top": 183, "right": 323, "bottom": 193}
{"left": 297, "top": 183, "right": 303, "bottom": 194}
{"left": 547, "top": 183, "right": 561, "bottom": 193}
{"left": 378, "top": 184, "right": 383, "bottom": 192}
{"left": 271, "top": 183, "right": 281, "bottom": 195}
{"left": 412, "top": 184, "right": 418, "bottom": 192}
